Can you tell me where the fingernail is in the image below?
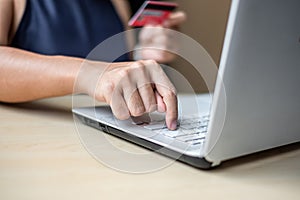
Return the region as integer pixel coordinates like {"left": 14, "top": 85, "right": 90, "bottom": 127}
{"left": 170, "top": 120, "right": 178, "bottom": 130}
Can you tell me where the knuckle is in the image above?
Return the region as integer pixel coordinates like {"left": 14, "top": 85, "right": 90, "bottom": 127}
{"left": 131, "top": 61, "right": 143, "bottom": 69}
{"left": 143, "top": 60, "right": 163, "bottom": 73}
{"left": 164, "top": 90, "right": 176, "bottom": 99}
{"left": 133, "top": 62, "right": 150, "bottom": 76}
{"left": 170, "top": 85, "right": 177, "bottom": 95}
{"left": 163, "top": 82, "right": 177, "bottom": 95}
{"left": 136, "top": 62, "right": 146, "bottom": 71}
{"left": 132, "top": 62, "right": 150, "bottom": 79}
{"left": 144, "top": 59, "right": 157, "bottom": 66}
{"left": 131, "top": 105, "right": 145, "bottom": 117}
{"left": 118, "top": 68, "right": 130, "bottom": 78}
{"left": 146, "top": 99, "right": 157, "bottom": 112}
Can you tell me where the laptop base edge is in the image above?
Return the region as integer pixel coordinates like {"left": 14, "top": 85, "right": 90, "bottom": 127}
{"left": 74, "top": 114, "right": 214, "bottom": 170}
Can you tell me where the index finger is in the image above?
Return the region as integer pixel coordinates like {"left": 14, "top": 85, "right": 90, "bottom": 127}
{"left": 143, "top": 60, "right": 178, "bottom": 130}
{"left": 155, "top": 84, "right": 178, "bottom": 130}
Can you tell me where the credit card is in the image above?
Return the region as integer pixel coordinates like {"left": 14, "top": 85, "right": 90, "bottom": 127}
{"left": 128, "top": 1, "right": 178, "bottom": 27}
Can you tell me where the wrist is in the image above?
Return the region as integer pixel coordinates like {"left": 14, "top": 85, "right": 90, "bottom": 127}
{"left": 50, "top": 55, "right": 84, "bottom": 96}
{"left": 73, "top": 59, "right": 109, "bottom": 98}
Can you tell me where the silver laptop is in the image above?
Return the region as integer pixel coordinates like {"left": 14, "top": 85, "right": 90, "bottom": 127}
{"left": 72, "top": 0, "right": 300, "bottom": 169}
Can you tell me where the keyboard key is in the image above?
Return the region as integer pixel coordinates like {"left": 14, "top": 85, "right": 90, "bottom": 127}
{"left": 175, "top": 133, "right": 205, "bottom": 142}
{"left": 190, "top": 140, "right": 205, "bottom": 146}
{"left": 159, "top": 130, "right": 184, "bottom": 138}
{"left": 181, "top": 129, "right": 199, "bottom": 135}
{"left": 181, "top": 123, "right": 204, "bottom": 129}
{"left": 140, "top": 115, "right": 209, "bottom": 146}
{"left": 143, "top": 122, "right": 167, "bottom": 130}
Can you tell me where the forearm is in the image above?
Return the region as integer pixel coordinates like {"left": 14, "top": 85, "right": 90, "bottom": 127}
{"left": 0, "top": 46, "right": 178, "bottom": 130}
{"left": 0, "top": 46, "right": 83, "bottom": 103}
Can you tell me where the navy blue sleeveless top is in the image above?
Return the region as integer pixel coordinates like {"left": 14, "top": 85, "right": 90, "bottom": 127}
{"left": 11, "top": 0, "right": 145, "bottom": 61}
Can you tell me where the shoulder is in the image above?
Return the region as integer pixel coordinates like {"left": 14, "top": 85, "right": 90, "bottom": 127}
{"left": 2, "top": 0, "right": 27, "bottom": 45}
{"left": 0, "top": 0, "right": 14, "bottom": 45}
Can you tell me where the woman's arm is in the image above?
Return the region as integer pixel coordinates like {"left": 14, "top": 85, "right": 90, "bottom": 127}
{"left": 0, "top": 46, "right": 82, "bottom": 102}
{"left": 0, "top": 1, "right": 178, "bottom": 130}
{"left": 0, "top": 47, "right": 178, "bottom": 130}
{"left": 0, "top": 1, "right": 80, "bottom": 102}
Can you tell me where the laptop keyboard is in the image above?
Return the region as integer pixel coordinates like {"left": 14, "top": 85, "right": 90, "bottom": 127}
{"left": 139, "top": 115, "right": 209, "bottom": 146}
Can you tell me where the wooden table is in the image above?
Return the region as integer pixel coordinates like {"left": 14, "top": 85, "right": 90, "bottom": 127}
{"left": 1, "top": 96, "right": 299, "bottom": 200}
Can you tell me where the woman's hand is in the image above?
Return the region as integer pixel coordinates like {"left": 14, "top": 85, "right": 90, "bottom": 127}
{"left": 78, "top": 60, "right": 178, "bottom": 130}
{"left": 137, "top": 11, "right": 186, "bottom": 63}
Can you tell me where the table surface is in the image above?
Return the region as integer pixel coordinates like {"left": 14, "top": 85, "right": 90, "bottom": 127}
{"left": 1, "top": 96, "right": 299, "bottom": 200}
